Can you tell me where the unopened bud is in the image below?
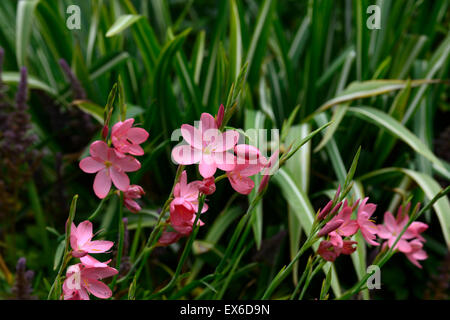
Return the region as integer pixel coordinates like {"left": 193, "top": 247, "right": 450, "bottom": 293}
{"left": 317, "top": 219, "right": 344, "bottom": 237}
{"left": 317, "top": 200, "right": 333, "bottom": 220}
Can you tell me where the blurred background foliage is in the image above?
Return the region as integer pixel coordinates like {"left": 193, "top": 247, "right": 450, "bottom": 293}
{"left": 0, "top": 0, "right": 449, "bottom": 299}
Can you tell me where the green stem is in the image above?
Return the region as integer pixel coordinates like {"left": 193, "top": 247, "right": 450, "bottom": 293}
{"left": 261, "top": 235, "right": 317, "bottom": 299}
{"left": 110, "top": 192, "right": 125, "bottom": 292}
{"left": 117, "top": 166, "right": 184, "bottom": 284}
{"left": 290, "top": 257, "right": 315, "bottom": 300}
{"left": 148, "top": 194, "right": 206, "bottom": 299}
{"left": 88, "top": 193, "right": 111, "bottom": 221}
{"left": 299, "top": 260, "right": 326, "bottom": 300}
{"left": 47, "top": 195, "right": 78, "bottom": 300}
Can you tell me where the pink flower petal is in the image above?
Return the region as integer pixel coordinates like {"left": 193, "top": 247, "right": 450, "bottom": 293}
{"left": 127, "top": 127, "right": 149, "bottom": 144}
{"left": 90, "top": 140, "right": 109, "bottom": 160}
{"left": 84, "top": 240, "right": 114, "bottom": 253}
{"left": 124, "top": 198, "right": 141, "bottom": 213}
{"left": 80, "top": 255, "right": 111, "bottom": 268}
{"left": 213, "top": 130, "right": 240, "bottom": 152}
{"left": 172, "top": 145, "right": 202, "bottom": 165}
{"left": 181, "top": 124, "right": 203, "bottom": 149}
{"left": 114, "top": 155, "right": 141, "bottom": 172}
{"left": 85, "top": 279, "right": 113, "bottom": 299}
{"left": 126, "top": 144, "right": 144, "bottom": 156}
{"left": 213, "top": 152, "right": 236, "bottom": 172}
{"left": 198, "top": 160, "right": 217, "bottom": 178}
{"left": 110, "top": 167, "right": 130, "bottom": 191}
{"left": 75, "top": 221, "right": 94, "bottom": 247}
{"left": 80, "top": 157, "right": 104, "bottom": 173}
{"left": 158, "top": 231, "right": 183, "bottom": 246}
{"left": 82, "top": 267, "right": 118, "bottom": 280}
{"left": 384, "top": 211, "right": 397, "bottom": 232}
{"left": 228, "top": 174, "right": 254, "bottom": 195}
{"left": 93, "top": 169, "right": 112, "bottom": 199}
{"left": 200, "top": 113, "right": 217, "bottom": 131}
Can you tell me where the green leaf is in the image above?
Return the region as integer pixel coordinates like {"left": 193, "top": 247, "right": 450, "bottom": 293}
{"left": 53, "top": 240, "right": 65, "bottom": 271}
{"left": 106, "top": 14, "right": 142, "bottom": 37}
{"left": 16, "top": 0, "right": 39, "bottom": 67}
{"left": 245, "top": 0, "right": 275, "bottom": 84}
{"left": 348, "top": 106, "right": 448, "bottom": 175}
{"left": 229, "top": 0, "right": 243, "bottom": 82}
{"left": 72, "top": 100, "right": 104, "bottom": 123}
{"left": 402, "top": 32, "right": 450, "bottom": 124}
{"left": 284, "top": 124, "right": 311, "bottom": 285}
{"left": 314, "top": 79, "right": 440, "bottom": 116}
{"left": 245, "top": 109, "right": 266, "bottom": 250}
{"left": 273, "top": 168, "right": 341, "bottom": 296}
{"left": 3, "top": 71, "right": 57, "bottom": 95}
{"left": 359, "top": 168, "right": 450, "bottom": 247}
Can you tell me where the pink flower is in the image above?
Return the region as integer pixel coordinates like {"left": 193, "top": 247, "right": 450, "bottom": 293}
{"left": 317, "top": 240, "right": 340, "bottom": 262}
{"left": 377, "top": 205, "right": 428, "bottom": 268}
{"left": 169, "top": 171, "right": 207, "bottom": 235}
{"left": 70, "top": 221, "right": 114, "bottom": 258}
{"left": 330, "top": 201, "right": 359, "bottom": 237}
{"left": 63, "top": 263, "right": 118, "bottom": 300}
{"left": 341, "top": 240, "right": 358, "bottom": 255}
{"left": 172, "top": 171, "right": 208, "bottom": 214}
{"left": 226, "top": 145, "right": 265, "bottom": 195}
{"left": 80, "top": 140, "right": 141, "bottom": 198}
{"left": 408, "top": 221, "right": 428, "bottom": 241}
{"left": 377, "top": 211, "right": 417, "bottom": 253}
{"left": 317, "top": 233, "right": 357, "bottom": 262}
{"left": 111, "top": 118, "right": 149, "bottom": 157}
{"left": 357, "top": 197, "right": 379, "bottom": 246}
{"left": 123, "top": 184, "right": 145, "bottom": 213}
{"left": 171, "top": 113, "right": 239, "bottom": 178}
{"left": 404, "top": 239, "right": 428, "bottom": 269}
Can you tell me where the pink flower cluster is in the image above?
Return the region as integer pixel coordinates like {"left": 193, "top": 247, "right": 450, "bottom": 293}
{"left": 316, "top": 193, "right": 428, "bottom": 268}
{"left": 63, "top": 221, "right": 118, "bottom": 300}
{"left": 160, "top": 106, "right": 277, "bottom": 246}
{"left": 80, "top": 118, "right": 148, "bottom": 212}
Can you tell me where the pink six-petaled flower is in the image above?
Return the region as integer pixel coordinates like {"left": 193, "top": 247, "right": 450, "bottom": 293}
{"left": 79, "top": 140, "right": 141, "bottom": 198}
{"left": 63, "top": 263, "right": 118, "bottom": 300}
{"left": 70, "top": 220, "right": 114, "bottom": 259}
{"left": 171, "top": 113, "right": 239, "bottom": 178}
{"left": 111, "top": 118, "right": 149, "bottom": 157}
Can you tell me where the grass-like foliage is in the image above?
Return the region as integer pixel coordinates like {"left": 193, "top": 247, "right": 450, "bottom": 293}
{"left": 0, "top": 0, "right": 449, "bottom": 300}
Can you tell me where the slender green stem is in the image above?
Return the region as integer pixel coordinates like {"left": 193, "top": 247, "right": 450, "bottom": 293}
{"left": 47, "top": 195, "right": 78, "bottom": 300}
{"left": 129, "top": 213, "right": 143, "bottom": 261}
{"left": 261, "top": 235, "right": 318, "bottom": 299}
{"left": 290, "top": 257, "right": 315, "bottom": 300}
{"left": 118, "top": 166, "right": 184, "bottom": 284}
{"left": 298, "top": 260, "right": 326, "bottom": 300}
{"left": 110, "top": 192, "right": 125, "bottom": 291}
{"left": 148, "top": 194, "right": 206, "bottom": 299}
{"left": 88, "top": 193, "right": 111, "bottom": 221}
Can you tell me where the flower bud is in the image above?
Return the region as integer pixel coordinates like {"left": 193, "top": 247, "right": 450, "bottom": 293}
{"left": 317, "top": 200, "right": 333, "bottom": 220}
{"left": 199, "top": 177, "right": 216, "bottom": 195}
{"left": 215, "top": 104, "right": 224, "bottom": 128}
{"left": 317, "top": 219, "right": 344, "bottom": 237}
